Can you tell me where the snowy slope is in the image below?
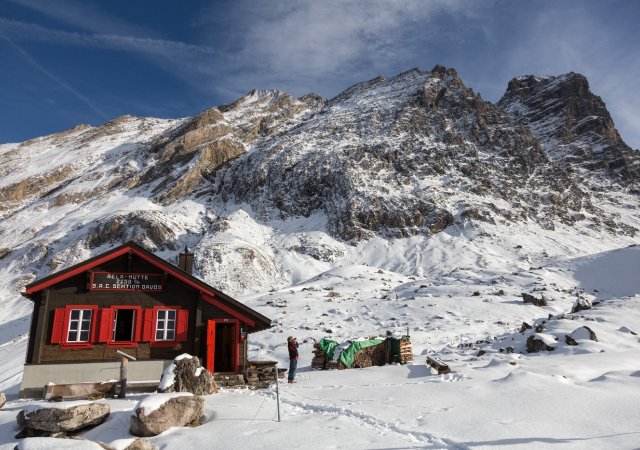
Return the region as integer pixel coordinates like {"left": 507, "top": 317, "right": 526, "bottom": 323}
{"left": 2, "top": 239, "right": 640, "bottom": 449}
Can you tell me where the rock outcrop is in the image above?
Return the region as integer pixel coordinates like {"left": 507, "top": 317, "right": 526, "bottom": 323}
{"left": 499, "top": 73, "right": 640, "bottom": 201}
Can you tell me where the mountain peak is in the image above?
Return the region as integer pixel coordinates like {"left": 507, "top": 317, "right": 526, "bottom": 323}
{"left": 499, "top": 71, "right": 639, "bottom": 188}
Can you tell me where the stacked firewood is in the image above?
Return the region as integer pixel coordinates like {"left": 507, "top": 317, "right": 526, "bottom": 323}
{"left": 245, "top": 361, "right": 284, "bottom": 388}
{"left": 351, "top": 341, "right": 387, "bottom": 368}
{"left": 398, "top": 338, "right": 413, "bottom": 364}
{"left": 311, "top": 343, "right": 328, "bottom": 369}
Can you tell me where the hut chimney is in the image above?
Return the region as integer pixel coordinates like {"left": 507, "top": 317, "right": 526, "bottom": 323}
{"left": 178, "top": 246, "right": 194, "bottom": 275}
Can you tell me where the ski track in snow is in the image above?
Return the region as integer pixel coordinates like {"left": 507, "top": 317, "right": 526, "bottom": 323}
{"left": 278, "top": 391, "right": 468, "bottom": 449}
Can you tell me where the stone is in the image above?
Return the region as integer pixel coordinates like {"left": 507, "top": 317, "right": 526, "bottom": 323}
{"left": 519, "top": 322, "right": 532, "bottom": 333}
{"left": 565, "top": 335, "right": 579, "bottom": 346}
{"left": 124, "top": 438, "right": 158, "bottom": 450}
{"left": 522, "top": 293, "right": 547, "bottom": 307}
{"left": 17, "top": 402, "right": 110, "bottom": 433}
{"left": 14, "top": 437, "right": 107, "bottom": 449}
{"left": 130, "top": 394, "right": 204, "bottom": 437}
{"left": 158, "top": 355, "right": 218, "bottom": 395}
{"left": 569, "top": 326, "right": 598, "bottom": 342}
{"left": 526, "top": 334, "right": 557, "bottom": 353}
{"left": 571, "top": 297, "right": 592, "bottom": 313}
{"left": 535, "top": 322, "right": 547, "bottom": 333}
{"left": 0, "top": 392, "right": 5, "bottom": 409}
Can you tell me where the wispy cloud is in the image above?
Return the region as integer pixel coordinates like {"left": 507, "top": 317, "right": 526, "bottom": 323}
{"left": 0, "top": 32, "right": 108, "bottom": 118}
{"left": 0, "top": 18, "right": 218, "bottom": 59}
{"left": 6, "top": 0, "right": 154, "bottom": 36}
{"left": 199, "top": 0, "right": 476, "bottom": 97}
{"left": 0, "top": 1, "right": 479, "bottom": 101}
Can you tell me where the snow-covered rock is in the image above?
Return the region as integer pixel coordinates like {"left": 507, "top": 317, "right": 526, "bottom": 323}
{"left": 158, "top": 354, "right": 217, "bottom": 395}
{"left": 17, "top": 401, "right": 110, "bottom": 434}
{"left": 130, "top": 393, "right": 203, "bottom": 437}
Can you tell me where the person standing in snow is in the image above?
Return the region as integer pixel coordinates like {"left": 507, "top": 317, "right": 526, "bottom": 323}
{"left": 287, "top": 336, "right": 299, "bottom": 383}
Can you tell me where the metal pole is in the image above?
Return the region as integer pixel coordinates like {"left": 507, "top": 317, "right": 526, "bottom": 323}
{"left": 274, "top": 364, "right": 281, "bottom": 422}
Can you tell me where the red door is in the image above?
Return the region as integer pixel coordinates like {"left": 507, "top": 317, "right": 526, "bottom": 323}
{"left": 206, "top": 320, "right": 216, "bottom": 373}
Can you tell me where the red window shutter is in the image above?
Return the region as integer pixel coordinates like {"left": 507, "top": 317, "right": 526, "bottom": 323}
{"left": 134, "top": 308, "right": 143, "bottom": 342}
{"left": 90, "top": 308, "right": 100, "bottom": 343}
{"left": 51, "top": 308, "right": 66, "bottom": 344}
{"left": 177, "top": 309, "right": 189, "bottom": 341}
{"left": 142, "top": 309, "right": 154, "bottom": 342}
{"left": 98, "top": 308, "right": 113, "bottom": 343}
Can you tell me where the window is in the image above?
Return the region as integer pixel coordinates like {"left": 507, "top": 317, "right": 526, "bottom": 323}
{"left": 155, "top": 309, "right": 176, "bottom": 341}
{"left": 51, "top": 304, "right": 98, "bottom": 348}
{"left": 67, "top": 309, "right": 92, "bottom": 342}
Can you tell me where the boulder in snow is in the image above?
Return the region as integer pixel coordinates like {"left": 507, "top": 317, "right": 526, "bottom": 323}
{"left": 526, "top": 333, "right": 557, "bottom": 353}
{"left": 565, "top": 335, "right": 579, "bottom": 346}
{"left": 124, "top": 438, "right": 158, "bottom": 450}
{"left": 16, "top": 401, "right": 110, "bottom": 434}
{"left": 14, "top": 436, "right": 108, "bottom": 449}
{"left": 569, "top": 326, "right": 598, "bottom": 342}
{"left": 571, "top": 297, "right": 592, "bottom": 313}
{"left": 521, "top": 293, "right": 547, "bottom": 307}
{"left": 519, "top": 322, "right": 532, "bottom": 333}
{"left": 158, "top": 354, "right": 218, "bottom": 395}
{"left": 0, "top": 392, "right": 5, "bottom": 409}
{"left": 130, "top": 393, "right": 204, "bottom": 437}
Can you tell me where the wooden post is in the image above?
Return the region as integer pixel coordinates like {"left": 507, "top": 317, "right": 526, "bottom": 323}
{"left": 274, "top": 363, "right": 281, "bottom": 422}
{"left": 117, "top": 350, "right": 136, "bottom": 398}
{"left": 31, "top": 289, "right": 49, "bottom": 364}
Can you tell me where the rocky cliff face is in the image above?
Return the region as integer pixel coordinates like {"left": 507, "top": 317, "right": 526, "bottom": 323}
{"left": 0, "top": 65, "right": 638, "bottom": 295}
{"left": 217, "top": 66, "right": 626, "bottom": 238}
{"left": 498, "top": 73, "right": 640, "bottom": 192}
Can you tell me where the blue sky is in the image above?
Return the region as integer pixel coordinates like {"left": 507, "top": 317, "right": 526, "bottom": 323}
{"left": 1, "top": 0, "right": 639, "bottom": 148}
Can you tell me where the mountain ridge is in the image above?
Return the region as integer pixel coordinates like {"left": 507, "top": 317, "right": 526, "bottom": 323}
{"left": 0, "top": 64, "right": 638, "bottom": 299}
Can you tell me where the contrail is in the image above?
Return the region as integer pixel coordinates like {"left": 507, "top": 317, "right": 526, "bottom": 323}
{"left": 0, "top": 32, "right": 109, "bottom": 119}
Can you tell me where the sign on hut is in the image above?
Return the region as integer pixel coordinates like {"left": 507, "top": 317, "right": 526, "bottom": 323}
{"left": 312, "top": 335, "right": 413, "bottom": 370}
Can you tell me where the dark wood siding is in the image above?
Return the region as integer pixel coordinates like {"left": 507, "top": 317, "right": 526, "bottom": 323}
{"left": 38, "top": 253, "right": 199, "bottom": 363}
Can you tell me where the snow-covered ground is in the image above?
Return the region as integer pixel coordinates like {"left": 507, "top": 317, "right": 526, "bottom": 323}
{"left": 1, "top": 225, "right": 639, "bottom": 449}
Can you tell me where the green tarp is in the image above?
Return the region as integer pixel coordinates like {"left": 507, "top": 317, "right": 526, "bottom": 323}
{"left": 318, "top": 337, "right": 384, "bottom": 368}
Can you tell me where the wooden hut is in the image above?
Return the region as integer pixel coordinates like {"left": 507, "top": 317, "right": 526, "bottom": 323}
{"left": 19, "top": 241, "right": 271, "bottom": 398}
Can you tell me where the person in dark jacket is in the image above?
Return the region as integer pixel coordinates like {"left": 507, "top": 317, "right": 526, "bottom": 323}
{"left": 287, "top": 336, "right": 299, "bottom": 383}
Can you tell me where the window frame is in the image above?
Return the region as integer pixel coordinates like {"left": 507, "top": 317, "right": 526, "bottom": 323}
{"left": 154, "top": 308, "right": 177, "bottom": 342}
{"left": 59, "top": 304, "right": 99, "bottom": 349}
{"left": 105, "top": 305, "right": 142, "bottom": 348}
{"left": 66, "top": 308, "right": 93, "bottom": 343}
{"left": 148, "top": 305, "right": 188, "bottom": 347}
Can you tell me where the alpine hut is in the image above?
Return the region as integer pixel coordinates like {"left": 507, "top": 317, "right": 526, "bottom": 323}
{"left": 19, "top": 241, "right": 271, "bottom": 398}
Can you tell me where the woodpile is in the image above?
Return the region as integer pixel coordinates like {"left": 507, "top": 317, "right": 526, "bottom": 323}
{"left": 398, "top": 338, "right": 413, "bottom": 364}
{"left": 312, "top": 343, "right": 328, "bottom": 370}
{"left": 245, "top": 361, "right": 285, "bottom": 389}
{"left": 313, "top": 336, "right": 413, "bottom": 370}
{"left": 212, "top": 373, "right": 245, "bottom": 389}
{"left": 351, "top": 342, "right": 386, "bottom": 368}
